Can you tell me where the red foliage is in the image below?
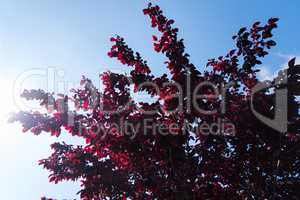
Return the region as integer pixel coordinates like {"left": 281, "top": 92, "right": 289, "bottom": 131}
{"left": 9, "top": 3, "right": 300, "bottom": 200}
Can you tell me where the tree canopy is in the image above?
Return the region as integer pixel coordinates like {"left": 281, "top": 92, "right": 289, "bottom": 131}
{"left": 10, "top": 3, "right": 300, "bottom": 200}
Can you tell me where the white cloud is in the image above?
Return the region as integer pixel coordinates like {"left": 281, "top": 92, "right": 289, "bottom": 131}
{"left": 258, "top": 66, "right": 275, "bottom": 80}
{"left": 258, "top": 53, "right": 300, "bottom": 81}
{"left": 276, "top": 53, "right": 300, "bottom": 68}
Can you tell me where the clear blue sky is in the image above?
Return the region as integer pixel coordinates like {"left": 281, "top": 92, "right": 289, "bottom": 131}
{"left": 0, "top": 0, "right": 299, "bottom": 199}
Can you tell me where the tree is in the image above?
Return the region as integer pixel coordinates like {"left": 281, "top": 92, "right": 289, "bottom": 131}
{"left": 10, "top": 3, "right": 300, "bottom": 200}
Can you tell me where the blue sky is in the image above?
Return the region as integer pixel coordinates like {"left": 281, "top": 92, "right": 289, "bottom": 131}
{"left": 0, "top": 0, "right": 299, "bottom": 199}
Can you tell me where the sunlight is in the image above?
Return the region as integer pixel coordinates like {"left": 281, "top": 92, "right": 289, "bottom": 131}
{"left": 0, "top": 79, "right": 20, "bottom": 148}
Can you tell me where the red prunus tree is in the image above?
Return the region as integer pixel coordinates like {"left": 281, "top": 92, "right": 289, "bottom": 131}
{"left": 10, "top": 3, "right": 300, "bottom": 200}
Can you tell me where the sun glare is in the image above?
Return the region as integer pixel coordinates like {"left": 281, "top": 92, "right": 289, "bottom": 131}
{"left": 0, "top": 79, "right": 20, "bottom": 147}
